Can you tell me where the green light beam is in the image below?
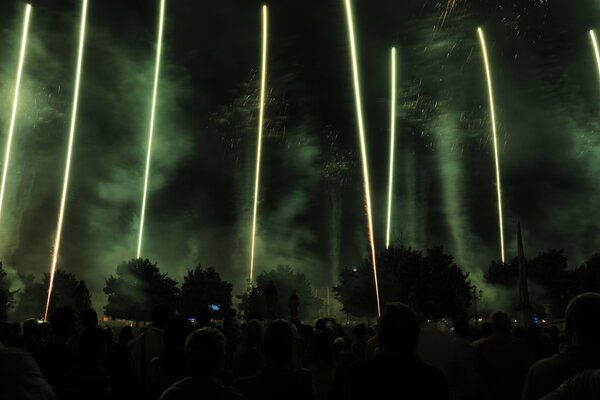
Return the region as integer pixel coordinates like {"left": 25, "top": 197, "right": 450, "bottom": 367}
{"left": 0, "top": 4, "right": 32, "bottom": 223}
{"left": 344, "top": 0, "right": 381, "bottom": 316}
{"left": 589, "top": 30, "right": 600, "bottom": 89}
{"left": 137, "top": 0, "right": 166, "bottom": 258}
{"left": 385, "top": 47, "right": 397, "bottom": 249}
{"left": 45, "top": 0, "right": 88, "bottom": 321}
{"left": 249, "top": 5, "right": 268, "bottom": 284}
{"left": 477, "top": 27, "right": 505, "bottom": 263}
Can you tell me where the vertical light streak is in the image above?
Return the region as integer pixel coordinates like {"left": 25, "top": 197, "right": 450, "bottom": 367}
{"left": 385, "top": 47, "right": 397, "bottom": 249}
{"left": 0, "top": 4, "right": 32, "bottom": 222}
{"left": 344, "top": 0, "right": 381, "bottom": 316}
{"left": 477, "top": 27, "right": 505, "bottom": 263}
{"left": 590, "top": 30, "right": 600, "bottom": 88}
{"left": 45, "top": 0, "right": 88, "bottom": 321}
{"left": 137, "top": 0, "right": 166, "bottom": 258}
{"left": 249, "top": 5, "right": 268, "bottom": 284}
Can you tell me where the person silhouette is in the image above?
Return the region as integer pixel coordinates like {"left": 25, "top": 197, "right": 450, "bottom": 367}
{"left": 235, "top": 320, "right": 315, "bottom": 400}
{"left": 289, "top": 290, "right": 300, "bottom": 320}
{"left": 265, "top": 281, "right": 278, "bottom": 320}
{"left": 159, "top": 328, "right": 244, "bottom": 400}
{"left": 345, "top": 303, "right": 449, "bottom": 399}
{"left": 523, "top": 293, "right": 600, "bottom": 399}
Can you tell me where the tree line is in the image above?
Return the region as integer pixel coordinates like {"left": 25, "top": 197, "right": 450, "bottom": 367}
{"left": 1, "top": 248, "right": 598, "bottom": 322}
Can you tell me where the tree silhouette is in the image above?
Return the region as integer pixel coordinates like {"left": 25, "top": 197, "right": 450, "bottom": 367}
{"left": 179, "top": 265, "right": 232, "bottom": 318}
{"left": 14, "top": 270, "right": 87, "bottom": 320}
{"left": 238, "top": 265, "right": 323, "bottom": 320}
{"left": 578, "top": 253, "right": 600, "bottom": 293}
{"left": 484, "top": 249, "right": 578, "bottom": 311}
{"left": 104, "top": 259, "right": 178, "bottom": 322}
{"left": 334, "top": 246, "right": 472, "bottom": 319}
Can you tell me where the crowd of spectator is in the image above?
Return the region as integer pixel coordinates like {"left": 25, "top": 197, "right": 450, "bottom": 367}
{"left": 2, "top": 292, "right": 600, "bottom": 399}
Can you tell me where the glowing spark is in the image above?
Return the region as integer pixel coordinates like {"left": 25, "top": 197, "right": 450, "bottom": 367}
{"left": 385, "top": 47, "right": 397, "bottom": 250}
{"left": 249, "top": 5, "right": 268, "bottom": 284}
{"left": 441, "top": 0, "right": 458, "bottom": 27}
{"left": 589, "top": 30, "right": 600, "bottom": 89}
{"left": 0, "top": 4, "right": 31, "bottom": 222}
{"left": 45, "top": 0, "right": 88, "bottom": 321}
{"left": 477, "top": 27, "right": 505, "bottom": 263}
{"left": 344, "top": 0, "right": 381, "bottom": 316}
{"left": 137, "top": 0, "right": 166, "bottom": 258}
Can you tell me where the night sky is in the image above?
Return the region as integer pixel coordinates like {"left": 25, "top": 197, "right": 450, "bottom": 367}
{"left": 0, "top": 0, "right": 598, "bottom": 307}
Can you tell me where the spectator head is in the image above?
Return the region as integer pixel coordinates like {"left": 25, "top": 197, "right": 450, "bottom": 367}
{"left": 23, "top": 319, "right": 38, "bottom": 337}
{"left": 333, "top": 337, "right": 346, "bottom": 354}
{"left": 565, "top": 292, "right": 600, "bottom": 346}
{"left": 527, "top": 322, "right": 542, "bottom": 340}
{"left": 185, "top": 327, "right": 226, "bottom": 378}
{"left": 228, "top": 308, "right": 237, "bottom": 318}
{"left": 300, "top": 324, "right": 314, "bottom": 342}
{"left": 11, "top": 322, "right": 21, "bottom": 336}
{"left": 263, "top": 320, "right": 295, "bottom": 366}
{"left": 308, "top": 332, "right": 336, "bottom": 367}
{"left": 195, "top": 306, "right": 213, "bottom": 328}
{"left": 118, "top": 326, "right": 134, "bottom": 344}
{"left": 244, "top": 319, "right": 264, "bottom": 347}
{"left": 354, "top": 323, "right": 367, "bottom": 341}
{"left": 163, "top": 316, "right": 195, "bottom": 357}
{"left": 315, "top": 319, "right": 327, "bottom": 332}
{"left": 81, "top": 308, "right": 98, "bottom": 329}
{"left": 366, "top": 326, "right": 375, "bottom": 338}
{"left": 50, "top": 306, "right": 77, "bottom": 338}
{"left": 103, "top": 327, "right": 114, "bottom": 348}
{"left": 37, "top": 322, "right": 50, "bottom": 343}
{"left": 453, "top": 320, "right": 470, "bottom": 339}
{"left": 377, "top": 303, "right": 419, "bottom": 355}
{"left": 480, "top": 321, "right": 493, "bottom": 338}
{"left": 78, "top": 327, "right": 107, "bottom": 365}
{"left": 513, "top": 326, "right": 527, "bottom": 341}
{"left": 491, "top": 311, "right": 512, "bottom": 334}
{"left": 470, "top": 327, "right": 482, "bottom": 342}
{"left": 246, "top": 311, "right": 262, "bottom": 322}
{"left": 151, "top": 304, "right": 172, "bottom": 328}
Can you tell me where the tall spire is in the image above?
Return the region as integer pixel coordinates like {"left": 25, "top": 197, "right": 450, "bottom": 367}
{"left": 518, "top": 222, "right": 530, "bottom": 308}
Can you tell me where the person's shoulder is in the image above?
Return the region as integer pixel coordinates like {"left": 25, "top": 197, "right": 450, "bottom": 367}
{"left": 547, "top": 369, "right": 600, "bottom": 399}
{"left": 0, "top": 345, "right": 36, "bottom": 366}
{"left": 511, "top": 336, "right": 530, "bottom": 347}
{"left": 529, "top": 351, "right": 572, "bottom": 374}
{"left": 476, "top": 336, "right": 494, "bottom": 346}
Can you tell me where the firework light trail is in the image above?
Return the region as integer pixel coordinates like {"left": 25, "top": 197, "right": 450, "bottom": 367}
{"left": 249, "top": 5, "right": 268, "bottom": 284}
{"left": 344, "top": 0, "right": 381, "bottom": 316}
{"left": 137, "top": 0, "right": 166, "bottom": 258}
{"left": 477, "top": 27, "right": 505, "bottom": 264}
{"left": 0, "top": 4, "right": 31, "bottom": 223}
{"left": 589, "top": 30, "right": 600, "bottom": 88}
{"left": 385, "top": 47, "right": 397, "bottom": 249}
{"left": 45, "top": 0, "right": 88, "bottom": 321}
